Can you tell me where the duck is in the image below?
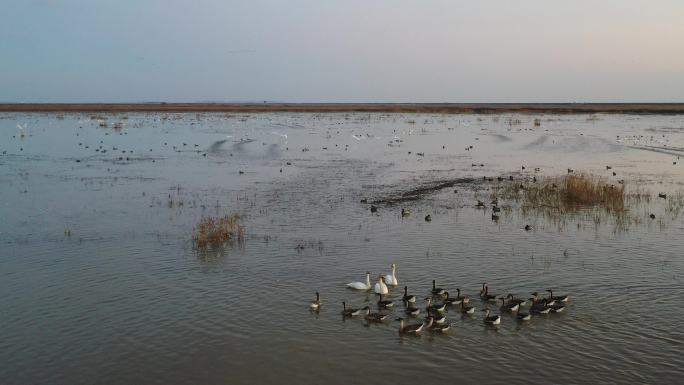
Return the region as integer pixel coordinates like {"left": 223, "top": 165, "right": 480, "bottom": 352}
{"left": 499, "top": 297, "right": 519, "bottom": 312}
{"left": 443, "top": 291, "right": 463, "bottom": 306}
{"left": 377, "top": 294, "right": 394, "bottom": 308}
{"left": 363, "top": 306, "right": 388, "bottom": 322}
{"left": 310, "top": 292, "right": 321, "bottom": 310}
{"left": 461, "top": 301, "right": 475, "bottom": 314}
{"left": 431, "top": 280, "right": 446, "bottom": 296}
{"left": 492, "top": 206, "right": 501, "bottom": 213}
{"left": 384, "top": 263, "right": 398, "bottom": 286}
{"left": 347, "top": 272, "right": 371, "bottom": 290}
{"left": 374, "top": 275, "right": 389, "bottom": 295}
{"left": 425, "top": 214, "right": 432, "bottom": 222}
{"left": 402, "top": 286, "right": 416, "bottom": 303}
{"left": 397, "top": 317, "right": 424, "bottom": 334}
{"left": 425, "top": 297, "right": 446, "bottom": 313}
{"left": 480, "top": 283, "right": 497, "bottom": 302}
{"left": 546, "top": 289, "right": 569, "bottom": 303}
{"left": 401, "top": 208, "right": 411, "bottom": 217}
{"left": 482, "top": 308, "right": 501, "bottom": 325}
{"left": 341, "top": 302, "right": 362, "bottom": 317}
{"left": 477, "top": 200, "right": 485, "bottom": 208}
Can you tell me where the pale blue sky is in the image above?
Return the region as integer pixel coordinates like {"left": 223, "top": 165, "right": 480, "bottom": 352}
{"left": 1, "top": 0, "right": 683, "bottom": 102}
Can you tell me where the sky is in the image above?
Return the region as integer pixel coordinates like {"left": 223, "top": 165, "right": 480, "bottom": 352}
{"left": 1, "top": 0, "right": 683, "bottom": 103}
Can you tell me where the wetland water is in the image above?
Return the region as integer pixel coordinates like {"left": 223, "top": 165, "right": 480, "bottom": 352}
{"left": 1, "top": 112, "right": 683, "bottom": 384}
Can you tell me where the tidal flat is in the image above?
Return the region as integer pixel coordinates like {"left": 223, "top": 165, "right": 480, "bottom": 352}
{"left": 1, "top": 112, "right": 683, "bottom": 384}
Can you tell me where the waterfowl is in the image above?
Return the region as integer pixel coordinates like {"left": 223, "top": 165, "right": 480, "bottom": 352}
{"left": 377, "top": 294, "right": 394, "bottom": 308}
{"left": 370, "top": 205, "right": 378, "bottom": 213}
{"left": 374, "top": 275, "right": 389, "bottom": 295}
{"left": 529, "top": 298, "right": 551, "bottom": 314}
{"left": 482, "top": 309, "right": 501, "bottom": 325}
{"left": 347, "top": 272, "right": 372, "bottom": 290}
{"left": 506, "top": 293, "right": 527, "bottom": 307}
{"left": 431, "top": 322, "right": 452, "bottom": 333}
{"left": 342, "top": 302, "right": 362, "bottom": 317}
{"left": 546, "top": 289, "right": 569, "bottom": 303}
{"left": 431, "top": 280, "right": 446, "bottom": 296}
{"left": 426, "top": 309, "right": 447, "bottom": 324}
{"left": 517, "top": 312, "right": 532, "bottom": 321}
{"left": 480, "top": 283, "right": 497, "bottom": 302}
{"left": 310, "top": 292, "right": 321, "bottom": 310}
{"left": 363, "top": 306, "right": 388, "bottom": 322}
{"left": 425, "top": 316, "right": 451, "bottom": 333}
{"left": 460, "top": 301, "right": 476, "bottom": 314}
{"left": 425, "top": 215, "right": 432, "bottom": 222}
{"left": 402, "top": 286, "right": 416, "bottom": 303}
{"left": 444, "top": 291, "right": 463, "bottom": 306}
{"left": 477, "top": 200, "right": 485, "bottom": 208}
{"left": 425, "top": 297, "right": 446, "bottom": 313}
{"left": 401, "top": 208, "right": 410, "bottom": 217}
{"left": 456, "top": 288, "right": 470, "bottom": 304}
{"left": 499, "top": 297, "right": 519, "bottom": 312}
{"left": 384, "top": 263, "right": 398, "bottom": 286}
{"left": 549, "top": 303, "right": 566, "bottom": 313}
{"left": 492, "top": 206, "right": 501, "bottom": 213}
{"left": 397, "top": 317, "right": 424, "bottom": 334}
{"left": 405, "top": 304, "right": 421, "bottom": 316}
{"left": 532, "top": 292, "right": 556, "bottom": 306}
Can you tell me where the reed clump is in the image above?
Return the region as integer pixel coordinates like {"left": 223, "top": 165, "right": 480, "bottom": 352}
{"left": 194, "top": 214, "right": 245, "bottom": 249}
{"left": 506, "top": 174, "right": 625, "bottom": 213}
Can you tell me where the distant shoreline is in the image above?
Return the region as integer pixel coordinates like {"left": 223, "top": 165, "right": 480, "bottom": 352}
{"left": 1, "top": 103, "right": 684, "bottom": 114}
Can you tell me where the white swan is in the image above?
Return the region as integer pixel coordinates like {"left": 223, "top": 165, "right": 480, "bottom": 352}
{"left": 374, "top": 275, "right": 389, "bottom": 295}
{"left": 347, "top": 272, "right": 371, "bottom": 290}
{"left": 384, "top": 263, "right": 398, "bottom": 286}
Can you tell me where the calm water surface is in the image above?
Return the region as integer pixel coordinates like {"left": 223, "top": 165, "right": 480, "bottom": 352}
{"left": 1, "top": 113, "right": 683, "bottom": 384}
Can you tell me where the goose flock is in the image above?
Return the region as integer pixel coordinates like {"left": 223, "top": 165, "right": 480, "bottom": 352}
{"left": 311, "top": 264, "right": 570, "bottom": 335}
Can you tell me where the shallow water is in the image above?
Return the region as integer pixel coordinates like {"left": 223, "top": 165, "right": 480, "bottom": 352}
{"left": 1, "top": 112, "right": 684, "bottom": 384}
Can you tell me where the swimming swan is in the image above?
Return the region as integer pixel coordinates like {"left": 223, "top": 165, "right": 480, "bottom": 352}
{"left": 347, "top": 272, "right": 371, "bottom": 290}
{"left": 384, "top": 263, "right": 398, "bottom": 286}
{"left": 374, "top": 275, "right": 389, "bottom": 295}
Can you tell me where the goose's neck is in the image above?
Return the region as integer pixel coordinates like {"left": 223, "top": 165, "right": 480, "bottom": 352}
{"left": 365, "top": 274, "right": 370, "bottom": 286}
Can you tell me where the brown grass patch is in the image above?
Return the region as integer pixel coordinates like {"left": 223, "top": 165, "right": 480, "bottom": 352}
{"left": 503, "top": 174, "right": 625, "bottom": 213}
{"left": 194, "top": 214, "right": 245, "bottom": 249}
